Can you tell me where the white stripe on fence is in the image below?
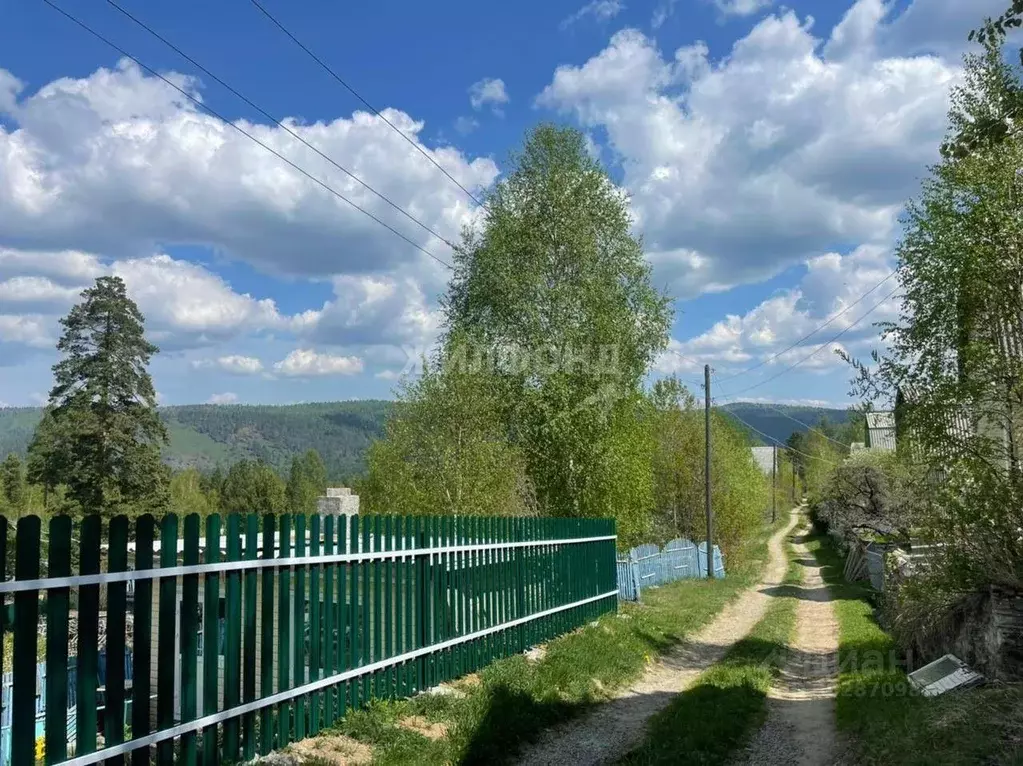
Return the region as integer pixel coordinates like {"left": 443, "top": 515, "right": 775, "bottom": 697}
{"left": 0, "top": 534, "right": 617, "bottom": 594}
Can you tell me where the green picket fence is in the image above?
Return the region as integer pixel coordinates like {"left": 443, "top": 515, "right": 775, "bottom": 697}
{"left": 0, "top": 512, "right": 618, "bottom": 765}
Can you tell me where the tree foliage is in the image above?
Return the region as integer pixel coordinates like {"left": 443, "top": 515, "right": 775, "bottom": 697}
{"left": 359, "top": 352, "right": 536, "bottom": 518}
{"left": 286, "top": 449, "right": 329, "bottom": 515}
{"left": 848, "top": 35, "right": 1023, "bottom": 589}
{"left": 815, "top": 451, "right": 920, "bottom": 543}
{"left": 169, "top": 468, "right": 216, "bottom": 517}
{"left": 220, "top": 459, "right": 287, "bottom": 515}
{"left": 442, "top": 123, "right": 671, "bottom": 530}
{"left": 647, "top": 376, "right": 768, "bottom": 554}
{"left": 1, "top": 453, "right": 26, "bottom": 513}
{"left": 27, "top": 276, "right": 168, "bottom": 518}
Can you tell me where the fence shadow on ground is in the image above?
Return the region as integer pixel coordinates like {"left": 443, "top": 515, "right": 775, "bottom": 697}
{"left": 459, "top": 684, "right": 583, "bottom": 765}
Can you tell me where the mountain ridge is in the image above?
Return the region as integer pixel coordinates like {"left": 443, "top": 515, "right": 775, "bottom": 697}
{"left": 0, "top": 399, "right": 853, "bottom": 477}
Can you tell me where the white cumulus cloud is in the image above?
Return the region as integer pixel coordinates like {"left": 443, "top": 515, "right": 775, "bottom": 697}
{"left": 207, "top": 392, "right": 239, "bottom": 405}
{"left": 656, "top": 245, "right": 900, "bottom": 381}
{"left": 469, "top": 78, "right": 510, "bottom": 113}
{"left": 713, "top": 0, "right": 773, "bottom": 18}
{"left": 273, "top": 349, "right": 364, "bottom": 377}
{"left": 193, "top": 355, "right": 264, "bottom": 375}
{"left": 537, "top": 3, "right": 962, "bottom": 298}
{"left": 0, "top": 59, "right": 497, "bottom": 279}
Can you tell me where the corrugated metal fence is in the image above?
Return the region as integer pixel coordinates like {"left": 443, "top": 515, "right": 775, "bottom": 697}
{"left": 616, "top": 538, "right": 724, "bottom": 602}
{"left": 0, "top": 513, "right": 617, "bottom": 765}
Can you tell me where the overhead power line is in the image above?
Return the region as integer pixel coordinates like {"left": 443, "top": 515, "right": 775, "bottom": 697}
{"left": 718, "top": 284, "right": 902, "bottom": 400}
{"left": 105, "top": 0, "right": 458, "bottom": 253}
{"left": 247, "top": 0, "right": 488, "bottom": 211}
{"left": 40, "top": 0, "right": 453, "bottom": 270}
{"left": 716, "top": 397, "right": 851, "bottom": 450}
{"left": 716, "top": 400, "right": 841, "bottom": 467}
{"left": 716, "top": 268, "right": 898, "bottom": 384}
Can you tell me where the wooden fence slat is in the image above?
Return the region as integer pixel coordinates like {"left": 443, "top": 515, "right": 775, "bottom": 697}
{"left": 383, "top": 515, "right": 393, "bottom": 699}
{"left": 180, "top": 514, "right": 200, "bottom": 766}
{"left": 360, "top": 517, "right": 370, "bottom": 703}
{"left": 201, "top": 514, "right": 221, "bottom": 765}
{"left": 259, "top": 514, "right": 276, "bottom": 756}
{"left": 106, "top": 515, "right": 130, "bottom": 766}
{"left": 337, "top": 516, "right": 348, "bottom": 717}
{"left": 372, "top": 515, "right": 382, "bottom": 699}
{"left": 77, "top": 515, "right": 101, "bottom": 757}
{"left": 12, "top": 516, "right": 41, "bottom": 766}
{"left": 243, "top": 513, "right": 258, "bottom": 759}
{"left": 322, "top": 514, "right": 334, "bottom": 728}
{"left": 43, "top": 515, "right": 71, "bottom": 765}
{"left": 402, "top": 517, "right": 413, "bottom": 696}
{"left": 223, "top": 514, "right": 243, "bottom": 760}
{"left": 156, "top": 514, "right": 178, "bottom": 765}
{"left": 276, "top": 514, "right": 292, "bottom": 749}
{"left": 349, "top": 515, "right": 360, "bottom": 711}
{"left": 292, "top": 514, "right": 306, "bottom": 741}
{"left": 308, "top": 513, "right": 321, "bottom": 736}
{"left": 131, "top": 515, "right": 155, "bottom": 766}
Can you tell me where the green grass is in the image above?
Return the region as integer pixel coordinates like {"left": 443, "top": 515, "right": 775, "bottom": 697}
{"left": 619, "top": 537, "right": 801, "bottom": 765}
{"left": 806, "top": 532, "right": 1023, "bottom": 766}
{"left": 305, "top": 519, "right": 791, "bottom": 765}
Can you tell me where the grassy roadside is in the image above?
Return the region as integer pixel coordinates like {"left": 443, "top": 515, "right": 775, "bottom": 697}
{"left": 290, "top": 517, "right": 793, "bottom": 765}
{"left": 619, "top": 536, "right": 801, "bottom": 766}
{"left": 806, "top": 532, "right": 1023, "bottom": 766}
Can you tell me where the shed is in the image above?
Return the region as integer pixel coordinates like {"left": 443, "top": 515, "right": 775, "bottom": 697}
{"left": 865, "top": 411, "right": 896, "bottom": 452}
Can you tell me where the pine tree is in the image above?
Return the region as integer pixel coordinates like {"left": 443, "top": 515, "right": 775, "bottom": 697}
{"left": 27, "top": 276, "right": 168, "bottom": 518}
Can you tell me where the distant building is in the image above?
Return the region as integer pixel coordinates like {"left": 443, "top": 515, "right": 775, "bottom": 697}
{"left": 865, "top": 411, "right": 896, "bottom": 452}
{"left": 317, "top": 487, "right": 360, "bottom": 516}
{"left": 751, "top": 446, "right": 776, "bottom": 475}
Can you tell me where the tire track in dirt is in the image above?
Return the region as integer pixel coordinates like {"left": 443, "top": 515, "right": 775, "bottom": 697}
{"left": 513, "top": 509, "right": 802, "bottom": 766}
{"left": 732, "top": 523, "right": 840, "bottom": 766}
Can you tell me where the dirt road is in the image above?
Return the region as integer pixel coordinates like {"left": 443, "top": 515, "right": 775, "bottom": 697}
{"left": 514, "top": 509, "right": 802, "bottom": 766}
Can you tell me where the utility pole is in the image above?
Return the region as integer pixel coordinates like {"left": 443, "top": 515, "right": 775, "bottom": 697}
{"left": 704, "top": 364, "right": 713, "bottom": 578}
{"left": 792, "top": 460, "right": 797, "bottom": 504}
{"left": 772, "top": 444, "right": 777, "bottom": 523}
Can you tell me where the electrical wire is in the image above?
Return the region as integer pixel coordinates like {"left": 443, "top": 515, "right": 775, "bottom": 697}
{"left": 39, "top": 0, "right": 453, "bottom": 270}
{"left": 716, "top": 400, "right": 841, "bottom": 467}
{"left": 715, "top": 269, "right": 898, "bottom": 384}
{"left": 714, "top": 397, "right": 852, "bottom": 449}
{"left": 717, "top": 284, "right": 902, "bottom": 400}
{"left": 247, "top": 0, "right": 488, "bottom": 211}
{"left": 103, "top": 0, "right": 459, "bottom": 254}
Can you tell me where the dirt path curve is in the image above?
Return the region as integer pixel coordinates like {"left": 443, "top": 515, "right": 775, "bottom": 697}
{"left": 514, "top": 509, "right": 802, "bottom": 766}
{"left": 732, "top": 521, "right": 840, "bottom": 766}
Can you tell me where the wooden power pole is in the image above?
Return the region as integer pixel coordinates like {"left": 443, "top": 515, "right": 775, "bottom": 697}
{"left": 704, "top": 364, "right": 714, "bottom": 578}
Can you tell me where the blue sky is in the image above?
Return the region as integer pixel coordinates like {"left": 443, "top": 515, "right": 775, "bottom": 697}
{"left": 0, "top": 0, "right": 1004, "bottom": 408}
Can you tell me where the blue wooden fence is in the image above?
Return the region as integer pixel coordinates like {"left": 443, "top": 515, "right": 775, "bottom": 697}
{"left": 0, "top": 650, "right": 133, "bottom": 765}
{"left": 616, "top": 539, "right": 724, "bottom": 602}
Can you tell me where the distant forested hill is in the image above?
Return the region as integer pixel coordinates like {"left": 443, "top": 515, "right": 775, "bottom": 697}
{"left": 719, "top": 402, "right": 854, "bottom": 445}
{"left": 0, "top": 401, "right": 393, "bottom": 480}
{"left": 0, "top": 398, "right": 853, "bottom": 479}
